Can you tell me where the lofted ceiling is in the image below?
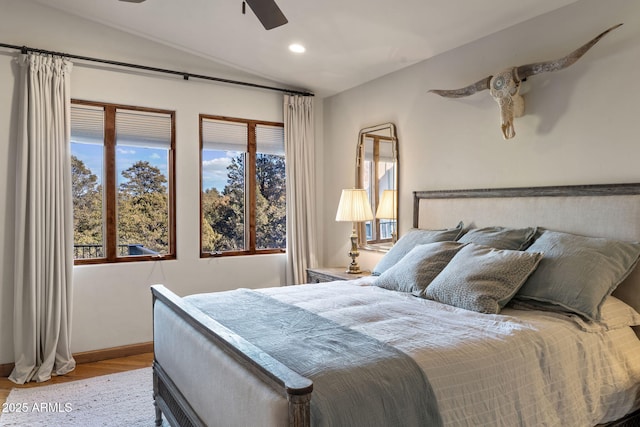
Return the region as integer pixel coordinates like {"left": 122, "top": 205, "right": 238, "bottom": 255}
{"left": 34, "top": 0, "right": 580, "bottom": 97}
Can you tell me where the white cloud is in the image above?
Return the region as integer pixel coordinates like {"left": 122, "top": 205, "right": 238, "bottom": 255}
{"left": 202, "top": 156, "right": 232, "bottom": 190}
{"left": 203, "top": 157, "right": 230, "bottom": 168}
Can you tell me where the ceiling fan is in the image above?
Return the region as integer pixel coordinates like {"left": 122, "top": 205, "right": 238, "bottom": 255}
{"left": 243, "top": 0, "right": 288, "bottom": 30}
{"left": 117, "top": 0, "right": 288, "bottom": 30}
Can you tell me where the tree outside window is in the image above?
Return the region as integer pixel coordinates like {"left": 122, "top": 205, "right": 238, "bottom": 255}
{"left": 200, "top": 115, "right": 286, "bottom": 256}
{"left": 70, "top": 101, "right": 176, "bottom": 264}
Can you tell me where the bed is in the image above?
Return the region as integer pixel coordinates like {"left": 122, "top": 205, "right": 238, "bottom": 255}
{"left": 151, "top": 182, "right": 640, "bottom": 427}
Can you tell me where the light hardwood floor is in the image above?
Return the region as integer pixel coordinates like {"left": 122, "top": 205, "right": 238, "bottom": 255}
{"left": 0, "top": 352, "right": 153, "bottom": 408}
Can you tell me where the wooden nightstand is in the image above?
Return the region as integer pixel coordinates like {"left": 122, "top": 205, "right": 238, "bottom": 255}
{"left": 306, "top": 267, "right": 371, "bottom": 283}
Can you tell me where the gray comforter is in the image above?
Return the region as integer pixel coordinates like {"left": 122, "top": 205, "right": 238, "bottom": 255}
{"left": 186, "top": 288, "right": 442, "bottom": 427}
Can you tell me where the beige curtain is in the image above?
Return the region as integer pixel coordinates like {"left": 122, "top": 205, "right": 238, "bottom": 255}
{"left": 10, "top": 54, "right": 76, "bottom": 384}
{"left": 284, "top": 95, "right": 318, "bottom": 284}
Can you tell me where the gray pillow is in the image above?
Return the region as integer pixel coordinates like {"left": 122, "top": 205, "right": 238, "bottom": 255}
{"left": 372, "top": 222, "right": 464, "bottom": 276}
{"left": 457, "top": 226, "right": 537, "bottom": 250}
{"left": 374, "top": 241, "right": 467, "bottom": 294}
{"left": 516, "top": 230, "right": 640, "bottom": 321}
{"left": 425, "top": 243, "right": 542, "bottom": 314}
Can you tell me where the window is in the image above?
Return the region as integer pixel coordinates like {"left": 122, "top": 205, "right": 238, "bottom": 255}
{"left": 357, "top": 128, "right": 397, "bottom": 247}
{"left": 70, "top": 100, "right": 176, "bottom": 264}
{"left": 200, "top": 115, "right": 286, "bottom": 256}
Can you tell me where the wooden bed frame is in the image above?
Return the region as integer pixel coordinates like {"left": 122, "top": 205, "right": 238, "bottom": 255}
{"left": 152, "top": 182, "right": 640, "bottom": 427}
{"left": 152, "top": 284, "right": 312, "bottom": 427}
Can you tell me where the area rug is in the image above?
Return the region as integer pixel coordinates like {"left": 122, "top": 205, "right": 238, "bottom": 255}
{"left": 0, "top": 367, "right": 168, "bottom": 427}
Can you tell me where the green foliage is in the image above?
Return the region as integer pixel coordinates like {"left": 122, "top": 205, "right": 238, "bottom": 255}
{"left": 73, "top": 150, "right": 286, "bottom": 258}
{"left": 202, "top": 153, "right": 286, "bottom": 252}
{"left": 117, "top": 161, "right": 169, "bottom": 254}
{"left": 119, "top": 160, "right": 166, "bottom": 196}
{"left": 118, "top": 191, "right": 168, "bottom": 254}
{"left": 202, "top": 187, "right": 244, "bottom": 251}
{"left": 72, "top": 158, "right": 169, "bottom": 258}
{"left": 255, "top": 154, "right": 286, "bottom": 249}
{"left": 71, "top": 156, "right": 103, "bottom": 255}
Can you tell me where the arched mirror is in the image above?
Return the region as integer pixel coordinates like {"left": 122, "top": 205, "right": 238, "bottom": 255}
{"left": 356, "top": 123, "right": 398, "bottom": 250}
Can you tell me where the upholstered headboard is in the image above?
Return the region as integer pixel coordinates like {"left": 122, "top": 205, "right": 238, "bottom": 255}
{"left": 413, "top": 183, "right": 640, "bottom": 315}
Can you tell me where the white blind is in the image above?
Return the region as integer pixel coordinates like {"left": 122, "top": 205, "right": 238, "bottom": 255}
{"left": 363, "top": 137, "right": 394, "bottom": 162}
{"left": 202, "top": 118, "right": 248, "bottom": 152}
{"left": 364, "top": 136, "right": 374, "bottom": 161}
{"left": 116, "top": 110, "right": 172, "bottom": 149}
{"left": 70, "top": 104, "right": 104, "bottom": 145}
{"left": 379, "top": 141, "right": 394, "bottom": 162}
{"left": 256, "top": 124, "right": 284, "bottom": 155}
{"left": 70, "top": 105, "right": 172, "bottom": 149}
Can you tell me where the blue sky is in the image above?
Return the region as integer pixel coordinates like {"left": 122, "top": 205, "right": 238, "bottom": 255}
{"left": 72, "top": 142, "right": 236, "bottom": 191}
{"left": 201, "top": 149, "right": 241, "bottom": 191}
{"left": 72, "top": 142, "right": 169, "bottom": 187}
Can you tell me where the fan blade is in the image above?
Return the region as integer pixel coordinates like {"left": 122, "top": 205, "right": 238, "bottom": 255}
{"left": 244, "top": 0, "right": 288, "bottom": 30}
{"left": 119, "top": 0, "right": 146, "bottom": 3}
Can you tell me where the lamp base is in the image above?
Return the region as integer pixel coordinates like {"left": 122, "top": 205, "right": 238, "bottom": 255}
{"left": 346, "top": 228, "right": 362, "bottom": 274}
{"left": 346, "top": 264, "right": 363, "bottom": 274}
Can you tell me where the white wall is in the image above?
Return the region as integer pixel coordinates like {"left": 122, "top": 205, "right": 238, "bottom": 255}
{"left": 321, "top": 0, "right": 640, "bottom": 270}
{"left": 0, "top": 0, "right": 293, "bottom": 363}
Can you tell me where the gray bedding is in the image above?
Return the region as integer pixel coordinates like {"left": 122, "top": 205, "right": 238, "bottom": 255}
{"left": 186, "top": 288, "right": 442, "bottom": 427}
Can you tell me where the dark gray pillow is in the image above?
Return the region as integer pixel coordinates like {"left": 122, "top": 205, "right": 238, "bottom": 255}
{"left": 425, "top": 243, "right": 542, "bottom": 314}
{"left": 517, "top": 230, "right": 640, "bottom": 321}
{"left": 372, "top": 222, "right": 464, "bottom": 276}
{"left": 457, "top": 226, "right": 537, "bottom": 250}
{"left": 374, "top": 241, "right": 467, "bottom": 294}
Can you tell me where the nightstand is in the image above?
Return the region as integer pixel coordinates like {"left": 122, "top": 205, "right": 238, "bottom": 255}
{"left": 306, "top": 267, "right": 371, "bottom": 283}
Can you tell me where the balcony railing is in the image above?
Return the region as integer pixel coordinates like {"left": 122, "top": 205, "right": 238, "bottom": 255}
{"left": 73, "top": 244, "right": 159, "bottom": 259}
{"left": 365, "top": 220, "right": 396, "bottom": 241}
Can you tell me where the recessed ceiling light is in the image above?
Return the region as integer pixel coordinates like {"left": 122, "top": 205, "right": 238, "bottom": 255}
{"left": 289, "top": 44, "right": 306, "bottom": 54}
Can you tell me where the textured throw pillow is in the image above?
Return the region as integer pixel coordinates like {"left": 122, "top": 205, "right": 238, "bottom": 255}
{"left": 372, "top": 222, "right": 464, "bottom": 276}
{"left": 517, "top": 230, "right": 640, "bottom": 321}
{"left": 374, "top": 241, "right": 467, "bottom": 294}
{"left": 457, "top": 226, "right": 537, "bottom": 250}
{"left": 425, "top": 243, "right": 542, "bottom": 314}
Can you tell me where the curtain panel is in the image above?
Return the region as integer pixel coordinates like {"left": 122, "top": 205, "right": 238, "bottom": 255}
{"left": 10, "top": 54, "right": 76, "bottom": 384}
{"left": 284, "top": 95, "right": 318, "bottom": 284}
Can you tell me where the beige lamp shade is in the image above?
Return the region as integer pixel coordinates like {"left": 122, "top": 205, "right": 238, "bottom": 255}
{"left": 335, "top": 189, "right": 374, "bottom": 222}
{"left": 376, "top": 190, "right": 397, "bottom": 219}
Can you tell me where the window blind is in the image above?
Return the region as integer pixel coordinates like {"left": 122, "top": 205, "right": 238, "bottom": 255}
{"left": 70, "top": 104, "right": 104, "bottom": 145}
{"left": 116, "top": 110, "right": 172, "bottom": 149}
{"left": 256, "top": 124, "right": 284, "bottom": 155}
{"left": 202, "top": 118, "right": 248, "bottom": 152}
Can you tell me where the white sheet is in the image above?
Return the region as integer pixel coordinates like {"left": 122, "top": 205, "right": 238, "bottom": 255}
{"left": 260, "top": 279, "right": 640, "bottom": 427}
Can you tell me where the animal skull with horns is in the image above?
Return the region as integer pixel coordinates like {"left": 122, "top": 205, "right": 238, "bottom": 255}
{"left": 429, "top": 24, "right": 623, "bottom": 139}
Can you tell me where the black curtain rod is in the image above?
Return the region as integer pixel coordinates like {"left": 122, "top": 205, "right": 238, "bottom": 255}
{"left": 0, "top": 42, "right": 314, "bottom": 97}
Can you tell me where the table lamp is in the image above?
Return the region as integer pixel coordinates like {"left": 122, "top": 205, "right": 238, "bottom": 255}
{"left": 335, "top": 189, "right": 374, "bottom": 273}
{"left": 375, "top": 189, "right": 397, "bottom": 244}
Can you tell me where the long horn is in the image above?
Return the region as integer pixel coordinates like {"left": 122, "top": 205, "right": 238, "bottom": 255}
{"left": 516, "top": 23, "right": 623, "bottom": 80}
{"left": 429, "top": 75, "right": 492, "bottom": 98}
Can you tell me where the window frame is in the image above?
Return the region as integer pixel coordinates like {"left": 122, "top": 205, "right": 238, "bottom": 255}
{"left": 71, "top": 99, "right": 177, "bottom": 265}
{"left": 199, "top": 114, "right": 286, "bottom": 258}
{"left": 360, "top": 133, "right": 396, "bottom": 245}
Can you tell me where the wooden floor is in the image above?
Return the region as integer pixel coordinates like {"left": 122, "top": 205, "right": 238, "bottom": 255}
{"left": 0, "top": 352, "right": 153, "bottom": 408}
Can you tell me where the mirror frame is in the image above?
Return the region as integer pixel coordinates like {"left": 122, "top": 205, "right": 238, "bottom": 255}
{"left": 355, "top": 122, "right": 399, "bottom": 251}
